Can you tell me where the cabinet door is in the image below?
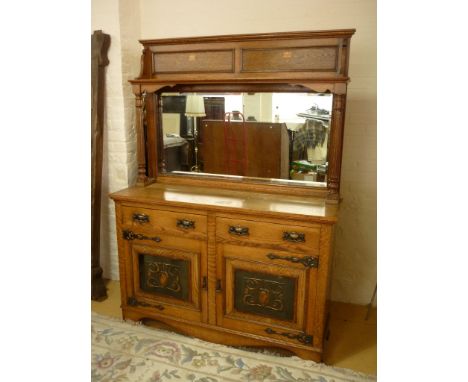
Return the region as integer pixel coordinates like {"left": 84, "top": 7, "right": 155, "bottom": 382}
{"left": 216, "top": 243, "right": 318, "bottom": 347}
{"left": 122, "top": 234, "right": 207, "bottom": 323}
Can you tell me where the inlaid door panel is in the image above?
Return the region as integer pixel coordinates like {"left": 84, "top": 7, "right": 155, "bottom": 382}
{"left": 138, "top": 251, "right": 191, "bottom": 302}
{"left": 233, "top": 269, "right": 296, "bottom": 322}
{"left": 124, "top": 238, "right": 207, "bottom": 323}
{"left": 216, "top": 243, "right": 318, "bottom": 346}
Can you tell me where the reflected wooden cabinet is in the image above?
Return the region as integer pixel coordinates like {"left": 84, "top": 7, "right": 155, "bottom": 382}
{"left": 111, "top": 29, "right": 354, "bottom": 362}
{"left": 200, "top": 120, "right": 290, "bottom": 178}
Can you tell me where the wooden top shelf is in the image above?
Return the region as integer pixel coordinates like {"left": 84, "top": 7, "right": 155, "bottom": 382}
{"left": 139, "top": 29, "right": 356, "bottom": 45}
{"left": 110, "top": 183, "right": 338, "bottom": 224}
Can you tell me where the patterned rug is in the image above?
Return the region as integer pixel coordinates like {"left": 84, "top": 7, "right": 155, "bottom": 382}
{"left": 92, "top": 312, "right": 376, "bottom": 382}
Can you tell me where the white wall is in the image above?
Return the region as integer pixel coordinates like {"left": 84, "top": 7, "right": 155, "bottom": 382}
{"left": 91, "top": 0, "right": 141, "bottom": 280}
{"left": 92, "top": 0, "right": 376, "bottom": 304}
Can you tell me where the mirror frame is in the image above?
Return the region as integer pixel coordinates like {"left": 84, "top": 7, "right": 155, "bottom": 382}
{"left": 129, "top": 29, "right": 355, "bottom": 202}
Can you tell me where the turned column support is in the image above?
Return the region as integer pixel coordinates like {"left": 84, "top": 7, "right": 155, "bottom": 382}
{"left": 327, "top": 93, "right": 347, "bottom": 202}
{"left": 135, "top": 91, "right": 149, "bottom": 185}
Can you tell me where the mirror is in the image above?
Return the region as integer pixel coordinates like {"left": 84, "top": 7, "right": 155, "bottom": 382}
{"left": 159, "top": 92, "right": 333, "bottom": 187}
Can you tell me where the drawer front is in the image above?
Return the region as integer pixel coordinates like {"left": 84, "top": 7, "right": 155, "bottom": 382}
{"left": 153, "top": 49, "right": 234, "bottom": 74}
{"left": 121, "top": 206, "right": 207, "bottom": 238}
{"left": 216, "top": 217, "right": 320, "bottom": 254}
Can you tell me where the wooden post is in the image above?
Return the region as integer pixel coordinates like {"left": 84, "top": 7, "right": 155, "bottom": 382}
{"left": 91, "top": 30, "right": 110, "bottom": 300}
{"left": 327, "top": 93, "right": 347, "bottom": 202}
{"left": 136, "top": 91, "right": 148, "bottom": 185}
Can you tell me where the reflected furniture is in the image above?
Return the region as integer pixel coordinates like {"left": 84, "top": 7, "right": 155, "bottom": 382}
{"left": 200, "top": 120, "right": 289, "bottom": 178}
{"left": 110, "top": 29, "right": 354, "bottom": 362}
{"left": 163, "top": 136, "right": 188, "bottom": 172}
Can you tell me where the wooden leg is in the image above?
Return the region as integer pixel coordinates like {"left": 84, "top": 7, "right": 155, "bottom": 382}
{"left": 122, "top": 309, "right": 145, "bottom": 322}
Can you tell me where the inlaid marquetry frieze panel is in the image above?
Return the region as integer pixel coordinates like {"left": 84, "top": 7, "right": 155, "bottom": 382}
{"left": 138, "top": 253, "right": 190, "bottom": 301}
{"left": 153, "top": 50, "right": 234, "bottom": 74}
{"left": 241, "top": 46, "right": 338, "bottom": 73}
{"left": 234, "top": 270, "right": 296, "bottom": 321}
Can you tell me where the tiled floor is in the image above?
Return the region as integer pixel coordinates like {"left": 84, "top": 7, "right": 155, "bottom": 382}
{"left": 92, "top": 280, "right": 377, "bottom": 376}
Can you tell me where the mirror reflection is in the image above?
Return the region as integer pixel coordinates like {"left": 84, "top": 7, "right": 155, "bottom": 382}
{"left": 160, "top": 92, "right": 333, "bottom": 185}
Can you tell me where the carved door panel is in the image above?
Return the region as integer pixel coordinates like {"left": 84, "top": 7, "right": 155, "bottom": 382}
{"left": 216, "top": 244, "right": 318, "bottom": 347}
{"left": 124, "top": 237, "right": 206, "bottom": 323}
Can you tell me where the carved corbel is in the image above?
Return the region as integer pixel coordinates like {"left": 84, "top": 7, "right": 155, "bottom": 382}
{"left": 298, "top": 83, "right": 334, "bottom": 94}
{"left": 138, "top": 49, "right": 146, "bottom": 78}
{"left": 136, "top": 47, "right": 153, "bottom": 79}
{"left": 141, "top": 83, "right": 174, "bottom": 94}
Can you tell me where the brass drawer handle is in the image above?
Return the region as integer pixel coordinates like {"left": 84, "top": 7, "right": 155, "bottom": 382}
{"left": 267, "top": 253, "right": 319, "bottom": 268}
{"left": 229, "top": 225, "right": 249, "bottom": 236}
{"left": 177, "top": 218, "right": 195, "bottom": 229}
{"left": 127, "top": 297, "right": 164, "bottom": 311}
{"left": 265, "top": 327, "right": 313, "bottom": 345}
{"left": 123, "top": 230, "right": 161, "bottom": 243}
{"left": 283, "top": 231, "right": 305, "bottom": 243}
{"left": 132, "top": 213, "right": 150, "bottom": 224}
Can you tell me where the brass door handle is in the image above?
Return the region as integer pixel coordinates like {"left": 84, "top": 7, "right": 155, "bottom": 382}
{"left": 177, "top": 219, "right": 195, "bottom": 229}
{"left": 283, "top": 231, "right": 305, "bottom": 242}
{"left": 127, "top": 297, "right": 164, "bottom": 311}
{"left": 123, "top": 230, "right": 161, "bottom": 243}
{"left": 267, "top": 253, "right": 319, "bottom": 268}
{"left": 228, "top": 225, "right": 249, "bottom": 236}
{"left": 265, "top": 327, "right": 313, "bottom": 345}
{"left": 132, "top": 213, "right": 150, "bottom": 224}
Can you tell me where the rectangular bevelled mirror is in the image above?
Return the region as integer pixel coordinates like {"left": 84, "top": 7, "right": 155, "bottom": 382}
{"left": 159, "top": 92, "right": 333, "bottom": 187}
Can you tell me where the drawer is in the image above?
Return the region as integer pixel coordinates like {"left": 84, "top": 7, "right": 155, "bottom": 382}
{"left": 216, "top": 217, "right": 320, "bottom": 254}
{"left": 121, "top": 206, "right": 207, "bottom": 237}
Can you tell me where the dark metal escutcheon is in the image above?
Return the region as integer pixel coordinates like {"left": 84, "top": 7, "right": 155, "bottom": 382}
{"left": 229, "top": 225, "right": 249, "bottom": 236}
{"left": 265, "top": 327, "right": 313, "bottom": 345}
{"left": 177, "top": 219, "right": 195, "bottom": 229}
{"left": 283, "top": 231, "right": 305, "bottom": 243}
{"left": 215, "top": 279, "right": 222, "bottom": 293}
{"left": 133, "top": 213, "right": 150, "bottom": 224}
{"left": 201, "top": 276, "right": 207, "bottom": 290}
